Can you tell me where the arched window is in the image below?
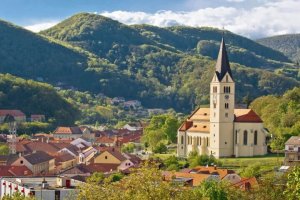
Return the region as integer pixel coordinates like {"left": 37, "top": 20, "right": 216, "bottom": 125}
{"left": 243, "top": 131, "right": 248, "bottom": 145}
{"left": 226, "top": 75, "right": 228, "bottom": 82}
{"left": 225, "top": 103, "right": 229, "bottom": 109}
{"left": 224, "top": 86, "right": 226, "bottom": 93}
{"left": 254, "top": 131, "right": 258, "bottom": 145}
{"left": 181, "top": 135, "right": 184, "bottom": 144}
{"left": 229, "top": 87, "right": 231, "bottom": 93}
{"left": 200, "top": 137, "right": 202, "bottom": 145}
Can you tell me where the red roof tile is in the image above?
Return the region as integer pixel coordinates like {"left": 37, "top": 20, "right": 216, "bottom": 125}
{"left": 234, "top": 109, "right": 262, "bottom": 123}
{"left": 0, "top": 110, "right": 25, "bottom": 117}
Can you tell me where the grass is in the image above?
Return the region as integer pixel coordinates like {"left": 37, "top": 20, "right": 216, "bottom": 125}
{"left": 220, "top": 153, "right": 284, "bottom": 171}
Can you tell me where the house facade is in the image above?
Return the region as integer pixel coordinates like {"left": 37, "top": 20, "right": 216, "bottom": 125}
{"left": 177, "top": 38, "right": 268, "bottom": 158}
{"left": 284, "top": 136, "right": 300, "bottom": 165}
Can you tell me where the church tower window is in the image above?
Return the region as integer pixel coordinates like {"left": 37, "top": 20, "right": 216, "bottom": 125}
{"left": 254, "top": 131, "right": 258, "bottom": 145}
{"left": 213, "top": 86, "right": 217, "bottom": 93}
{"left": 235, "top": 131, "right": 238, "bottom": 144}
{"left": 243, "top": 131, "right": 248, "bottom": 145}
{"left": 181, "top": 135, "right": 184, "bottom": 144}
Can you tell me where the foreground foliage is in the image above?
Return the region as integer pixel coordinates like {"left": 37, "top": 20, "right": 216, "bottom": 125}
{"left": 250, "top": 87, "right": 300, "bottom": 150}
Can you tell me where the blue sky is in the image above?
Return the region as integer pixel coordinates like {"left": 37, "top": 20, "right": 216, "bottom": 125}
{"left": 1, "top": 0, "right": 300, "bottom": 38}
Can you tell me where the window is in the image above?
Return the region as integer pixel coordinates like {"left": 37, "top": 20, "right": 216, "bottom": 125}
{"left": 225, "top": 103, "right": 229, "bottom": 109}
{"left": 225, "top": 113, "right": 228, "bottom": 118}
{"left": 224, "top": 86, "right": 230, "bottom": 94}
{"left": 214, "top": 103, "right": 216, "bottom": 109}
{"left": 226, "top": 75, "right": 228, "bottom": 82}
{"left": 20, "top": 160, "right": 23, "bottom": 164}
{"left": 200, "top": 137, "right": 202, "bottom": 145}
{"left": 207, "top": 138, "right": 209, "bottom": 146}
{"left": 181, "top": 135, "right": 184, "bottom": 144}
{"left": 254, "top": 131, "right": 258, "bottom": 145}
{"left": 243, "top": 131, "right": 248, "bottom": 145}
{"left": 213, "top": 86, "right": 217, "bottom": 93}
{"left": 235, "top": 130, "right": 238, "bottom": 144}
{"left": 105, "top": 156, "right": 108, "bottom": 159}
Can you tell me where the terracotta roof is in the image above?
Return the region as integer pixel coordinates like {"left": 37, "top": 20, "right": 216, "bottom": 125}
{"left": 192, "top": 166, "right": 235, "bottom": 179}
{"left": 54, "top": 152, "right": 75, "bottom": 163}
{"left": 0, "top": 109, "right": 25, "bottom": 117}
{"left": 179, "top": 121, "right": 193, "bottom": 131}
{"left": 54, "top": 126, "right": 83, "bottom": 135}
{"left": 0, "top": 166, "right": 32, "bottom": 177}
{"left": 96, "top": 136, "right": 115, "bottom": 144}
{"left": 234, "top": 109, "right": 262, "bottom": 123}
{"left": 83, "top": 163, "right": 119, "bottom": 173}
{"left": 285, "top": 136, "right": 300, "bottom": 145}
{"left": 232, "top": 177, "right": 258, "bottom": 191}
{"left": 187, "top": 122, "right": 210, "bottom": 133}
{"left": 23, "top": 141, "right": 59, "bottom": 154}
{"left": 189, "top": 108, "right": 210, "bottom": 121}
{"left": 163, "top": 171, "right": 210, "bottom": 186}
{"left": 23, "top": 151, "right": 54, "bottom": 165}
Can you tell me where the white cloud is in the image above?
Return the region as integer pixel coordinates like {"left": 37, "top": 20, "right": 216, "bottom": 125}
{"left": 100, "top": 0, "right": 300, "bottom": 39}
{"left": 23, "top": 0, "right": 300, "bottom": 38}
{"left": 25, "top": 21, "right": 59, "bottom": 32}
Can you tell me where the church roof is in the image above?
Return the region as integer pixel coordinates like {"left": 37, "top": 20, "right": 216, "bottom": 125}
{"left": 188, "top": 107, "right": 210, "bottom": 121}
{"left": 187, "top": 122, "right": 210, "bottom": 133}
{"left": 234, "top": 109, "right": 262, "bottom": 123}
{"left": 215, "top": 38, "right": 233, "bottom": 81}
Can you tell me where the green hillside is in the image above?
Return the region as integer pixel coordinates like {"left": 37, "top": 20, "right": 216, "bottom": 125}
{"left": 257, "top": 34, "right": 300, "bottom": 63}
{"left": 0, "top": 74, "right": 79, "bottom": 125}
{"left": 0, "top": 13, "right": 298, "bottom": 113}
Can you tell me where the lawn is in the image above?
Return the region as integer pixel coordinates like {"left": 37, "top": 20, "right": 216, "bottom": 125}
{"left": 220, "top": 153, "right": 284, "bottom": 171}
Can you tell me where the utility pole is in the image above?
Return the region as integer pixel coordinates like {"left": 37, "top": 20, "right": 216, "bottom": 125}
{"left": 6, "top": 116, "right": 17, "bottom": 155}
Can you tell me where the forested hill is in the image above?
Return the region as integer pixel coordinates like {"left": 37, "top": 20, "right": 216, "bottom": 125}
{"left": 257, "top": 34, "right": 300, "bottom": 63}
{"left": 0, "top": 13, "right": 299, "bottom": 112}
{"left": 0, "top": 74, "right": 79, "bottom": 125}
{"left": 41, "top": 13, "right": 290, "bottom": 69}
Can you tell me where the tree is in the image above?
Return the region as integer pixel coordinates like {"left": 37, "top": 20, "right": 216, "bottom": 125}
{"left": 0, "top": 144, "right": 9, "bottom": 155}
{"left": 121, "top": 143, "right": 136, "bottom": 153}
{"left": 240, "top": 163, "right": 261, "bottom": 178}
{"left": 153, "top": 142, "right": 167, "bottom": 154}
{"left": 86, "top": 172, "right": 105, "bottom": 184}
{"left": 284, "top": 166, "right": 300, "bottom": 200}
{"left": 188, "top": 151, "right": 221, "bottom": 168}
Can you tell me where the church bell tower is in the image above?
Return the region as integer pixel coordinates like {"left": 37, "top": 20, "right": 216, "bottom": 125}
{"left": 209, "top": 38, "right": 235, "bottom": 158}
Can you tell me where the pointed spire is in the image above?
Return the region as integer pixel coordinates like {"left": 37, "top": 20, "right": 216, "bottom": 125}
{"left": 215, "top": 37, "right": 233, "bottom": 81}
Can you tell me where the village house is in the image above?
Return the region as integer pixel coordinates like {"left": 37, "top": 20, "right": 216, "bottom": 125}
{"left": 284, "top": 136, "right": 300, "bottom": 165}
{"left": 53, "top": 126, "right": 83, "bottom": 140}
{"left": 54, "top": 152, "right": 77, "bottom": 172}
{"left": 177, "top": 38, "right": 268, "bottom": 158}
{"left": 163, "top": 166, "right": 258, "bottom": 190}
{"left": 0, "top": 110, "right": 26, "bottom": 124}
{"left": 93, "top": 148, "right": 141, "bottom": 171}
{"left": 12, "top": 151, "right": 55, "bottom": 175}
{"left": 123, "top": 100, "right": 141, "bottom": 110}
{"left": 0, "top": 176, "right": 82, "bottom": 200}
{"left": 30, "top": 114, "right": 45, "bottom": 122}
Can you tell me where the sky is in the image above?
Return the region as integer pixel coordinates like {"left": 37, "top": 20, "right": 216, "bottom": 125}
{"left": 1, "top": 0, "right": 300, "bottom": 39}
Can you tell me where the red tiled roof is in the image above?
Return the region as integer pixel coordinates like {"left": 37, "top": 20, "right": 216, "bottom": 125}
{"left": 234, "top": 109, "right": 262, "bottom": 123}
{"left": 23, "top": 141, "right": 59, "bottom": 154}
{"left": 179, "top": 121, "right": 193, "bottom": 131}
{"left": 0, "top": 110, "right": 25, "bottom": 117}
{"left": 54, "top": 127, "right": 83, "bottom": 135}
{"left": 83, "top": 163, "right": 119, "bottom": 173}
{"left": 96, "top": 136, "right": 115, "bottom": 143}
{"left": 232, "top": 177, "right": 258, "bottom": 191}
{"left": 0, "top": 166, "right": 32, "bottom": 176}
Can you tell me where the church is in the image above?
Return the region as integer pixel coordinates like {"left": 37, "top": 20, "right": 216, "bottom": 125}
{"left": 177, "top": 38, "right": 268, "bottom": 158}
